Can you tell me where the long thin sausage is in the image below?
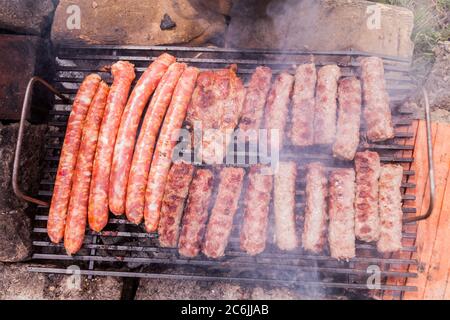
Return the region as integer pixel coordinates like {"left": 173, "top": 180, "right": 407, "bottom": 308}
{"left": 313, "top": 65, "right": 340, "bottom": 145}
{"left": 240, "top": 165, "right": 273, "bottom": 255}
{"left": 47, "top": 74, "right": 101, "bottom": 243}
{"left": 109, "top": 53, "right": 175, "bottom": 215}
{"left": 88, "top": 61, "right": 135, "bottom": 232}
{"left": 290, "top": 63, "right": 317, "bottom": 146}
{"left": 178, "top": 169, "right": 214, "bottom": 258}
{"left": 64, "top": 81, "right": 109, "bottom": 254}
{"left": 144, "top": 67, "right": 199, "bottom": 232}
{"left": 274, "top": 162, "right": 298, "bottom": 251}
{"left": 125, "top": 62, "right": 186, "bottom": 224}
{"left": 203, "top": 167, "right": 245, "bottom": 258}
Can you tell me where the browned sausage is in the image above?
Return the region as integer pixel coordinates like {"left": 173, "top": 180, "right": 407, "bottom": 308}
{"left": 144, "top": 67, "right": 199, "bottom": 232}
{"left": 109, "top": 53, "right": 175, "bottom": 215}
{"left": 240, "top": 165, "right": 273, "bottom": 255}
{"left": 354, "top": 151, "right": 381, "bottom": 242}
{"left": 377, "top": 164, "right": 403, "bottom": 253}
{"left": 332, "top": 77, "right": 362, "bottom": 161}
{"left": 64, "top": 81, "right": 109, "bottom": 254}
{"left": 158, "top": 162, "right": 194, "bottom": 248}
{"left": 313, "top": 65, "right": 340, "bottom": 145}
{"left": 125, "top": 62, "right": 186, "bottom": 224}
{"left": 202, "top": 167, "right": 245, "bottom": 258}
{"left": 47, "top": 73, "right": 101, "bottom": 243}
{"left": 290, "top": 63, "right": 317, "bottom": 146}
{"left": 238, "top": 66, "right": 272, "bottom": 142}
{"left": 360, "top": 57, "right": 394, "bottom": 142}
{"left": 178, "top": 169, "right": 214, "bottom": 258}
{"left": 264, "top": 72, "right": 294, "bottom": 150}
{"left": 328, "top": 168, "right": 356, "bottom": 260}
{"left": 88, "top": 61, "right": 135, "bottom": 232}
{"left": 302, "top": 162, "right": 328, "bottom": 253}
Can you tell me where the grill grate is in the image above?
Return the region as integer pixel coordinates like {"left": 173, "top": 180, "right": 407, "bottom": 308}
{"left": 30, "top": 45, "right": 419, "bottom": 298}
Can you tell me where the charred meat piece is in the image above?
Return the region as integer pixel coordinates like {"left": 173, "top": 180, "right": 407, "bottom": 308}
{"left": 354, "top": 151, "right": 381, "bottom": 242}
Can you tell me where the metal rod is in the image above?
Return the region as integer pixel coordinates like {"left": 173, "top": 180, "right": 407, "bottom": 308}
{"left": 403, "top": 88, "right": 435, "bottom": 223}
{"left": 13, "top": 77, "right": 69, "bottom": 207}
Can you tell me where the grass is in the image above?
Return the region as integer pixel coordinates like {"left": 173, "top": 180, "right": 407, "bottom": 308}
{"left": 372, "top": 0, "right": 450, "bottom": 82}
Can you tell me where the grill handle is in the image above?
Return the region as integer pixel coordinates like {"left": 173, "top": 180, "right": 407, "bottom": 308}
{"left": 403, "top": 88, "right": 435, "bottom": 223}
{"left": 12, "top": 76, "right": 70, "bottom": 207}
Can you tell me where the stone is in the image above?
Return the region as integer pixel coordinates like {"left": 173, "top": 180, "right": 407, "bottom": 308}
{"left": 0, "top": 35, "right": 54, "bottom": 121}
{"left": 51, "top": 0, "right": 227, "bottom": 46}
{"left": 226, "top": 0, "right": 414, "bottom": 58}
{"left": 0, "top": 263, "right": 123, "bottom": 300}
{"left": 0, "top": 122, "right": 47, "bottom": 212}
{"left": 0, "top": 0, "right": 56, "bottom": 35}
{"left": 0, "top": 210, "right": 32, "bottom": 262}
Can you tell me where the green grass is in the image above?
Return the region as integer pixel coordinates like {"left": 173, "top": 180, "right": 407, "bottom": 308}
{"left": 372, "top": 0, "right": 450, "bottom": 82}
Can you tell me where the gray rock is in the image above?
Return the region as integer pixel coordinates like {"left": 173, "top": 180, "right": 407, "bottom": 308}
{"left": 226, "top": 0, "right": 414, "bottom": 58}
{"left": 0, "top": 122, "right": 47, "bottom": 212}
{"left": 51, "top": 0, "right": 227, "bottom": 46}
{"left": 0, "top": 263, "right": 123, "bottom": 300}
{"left": 0, "top": 210, "right": 32, "bottom": 262}
{"left": 0, "top": 0, "right": 56, "bottom": 35}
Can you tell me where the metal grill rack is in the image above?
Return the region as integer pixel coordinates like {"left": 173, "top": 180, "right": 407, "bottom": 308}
{"left": 21, "top": 45, "right": 421, "bottom": 298}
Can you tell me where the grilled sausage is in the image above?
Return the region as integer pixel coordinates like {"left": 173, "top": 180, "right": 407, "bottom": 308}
{"left": 354, "top": 151, "right": 381, "bottom": 242}
{"left": 290, "top": 63, "right": 317, "bottom": 146}
{"left": 274, "top": 161, "right": 298, "bottom": 251}
{"left": 125, "top": 62, "right": 186, "bottom": 224}
{"left": 377, "top": 164, "right": 403, "bottom": 253}
{"left": 302, "top": 162, "right": 328, "bottom": 253}
{"left": 178, "top": 169, "right": 214, "bottom": 258}
{"left": 202, "top": 167, "right": 245, "bottom": 258}
{"left": 328, "top": 168, "right": 356, "bottom": 260}
{"left": 158, "top": 162, "right": 194, "bottom": 248}
{"left": 264, "top": 72, "right": 294, "bottom": 150}
{"left": 332, "top": 77, "right": 362, "bottom": 161}
{"left": 144, "top": 67, "right": 199, "bottom": 232}
{"left": 109, "top": 53, "right": 175, "bottom": 215}
{"left": 88, "top": 61, "right": 135, "bottom": 232}
{"left": 47, "top": 73, "right": 101, "bottom": 243}
{"left": 64, "top": 81, "right": 109, "bottom": 254}
{"left": 240, "top": 165, "right": 273, "bottom": 255}
{"left": 238, "top": 66, "right": 272, "bottom": 142}
{"left": 313, "top": 65, "right": 340, "bottom": 145}
{"left": 360, "top": 57, "right": 394, "bottom": 142}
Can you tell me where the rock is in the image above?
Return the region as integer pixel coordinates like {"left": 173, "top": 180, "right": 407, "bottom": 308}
{"left": 51, "top": 0, "right": 227, "bottom": 46}
{"left": 226, "top": 0, "right": 414, "bottom": 58}
{"left": 0, "top": 0, "right": 56, "bottom": 36}
{"left": 0, "top": 35, "right": 54, "bottom": 121}
{"left": 0, "top": 263, "right": 123, "bottom": 300}
{"left": 199, "top": 0, "right": 233, "bottom": 16}
{"left": 0, "top": 122, "right": 47, "bottom": 212}
{"left": 0, "top": 210, "right": 32, "bottom": 262}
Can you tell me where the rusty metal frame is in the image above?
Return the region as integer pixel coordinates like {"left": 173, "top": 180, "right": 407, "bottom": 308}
{"left": 403, "top": 88, "right": 435, "bottom": 223}
{"left": 12, "top": 76, "right": 70, "bottom": 207}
